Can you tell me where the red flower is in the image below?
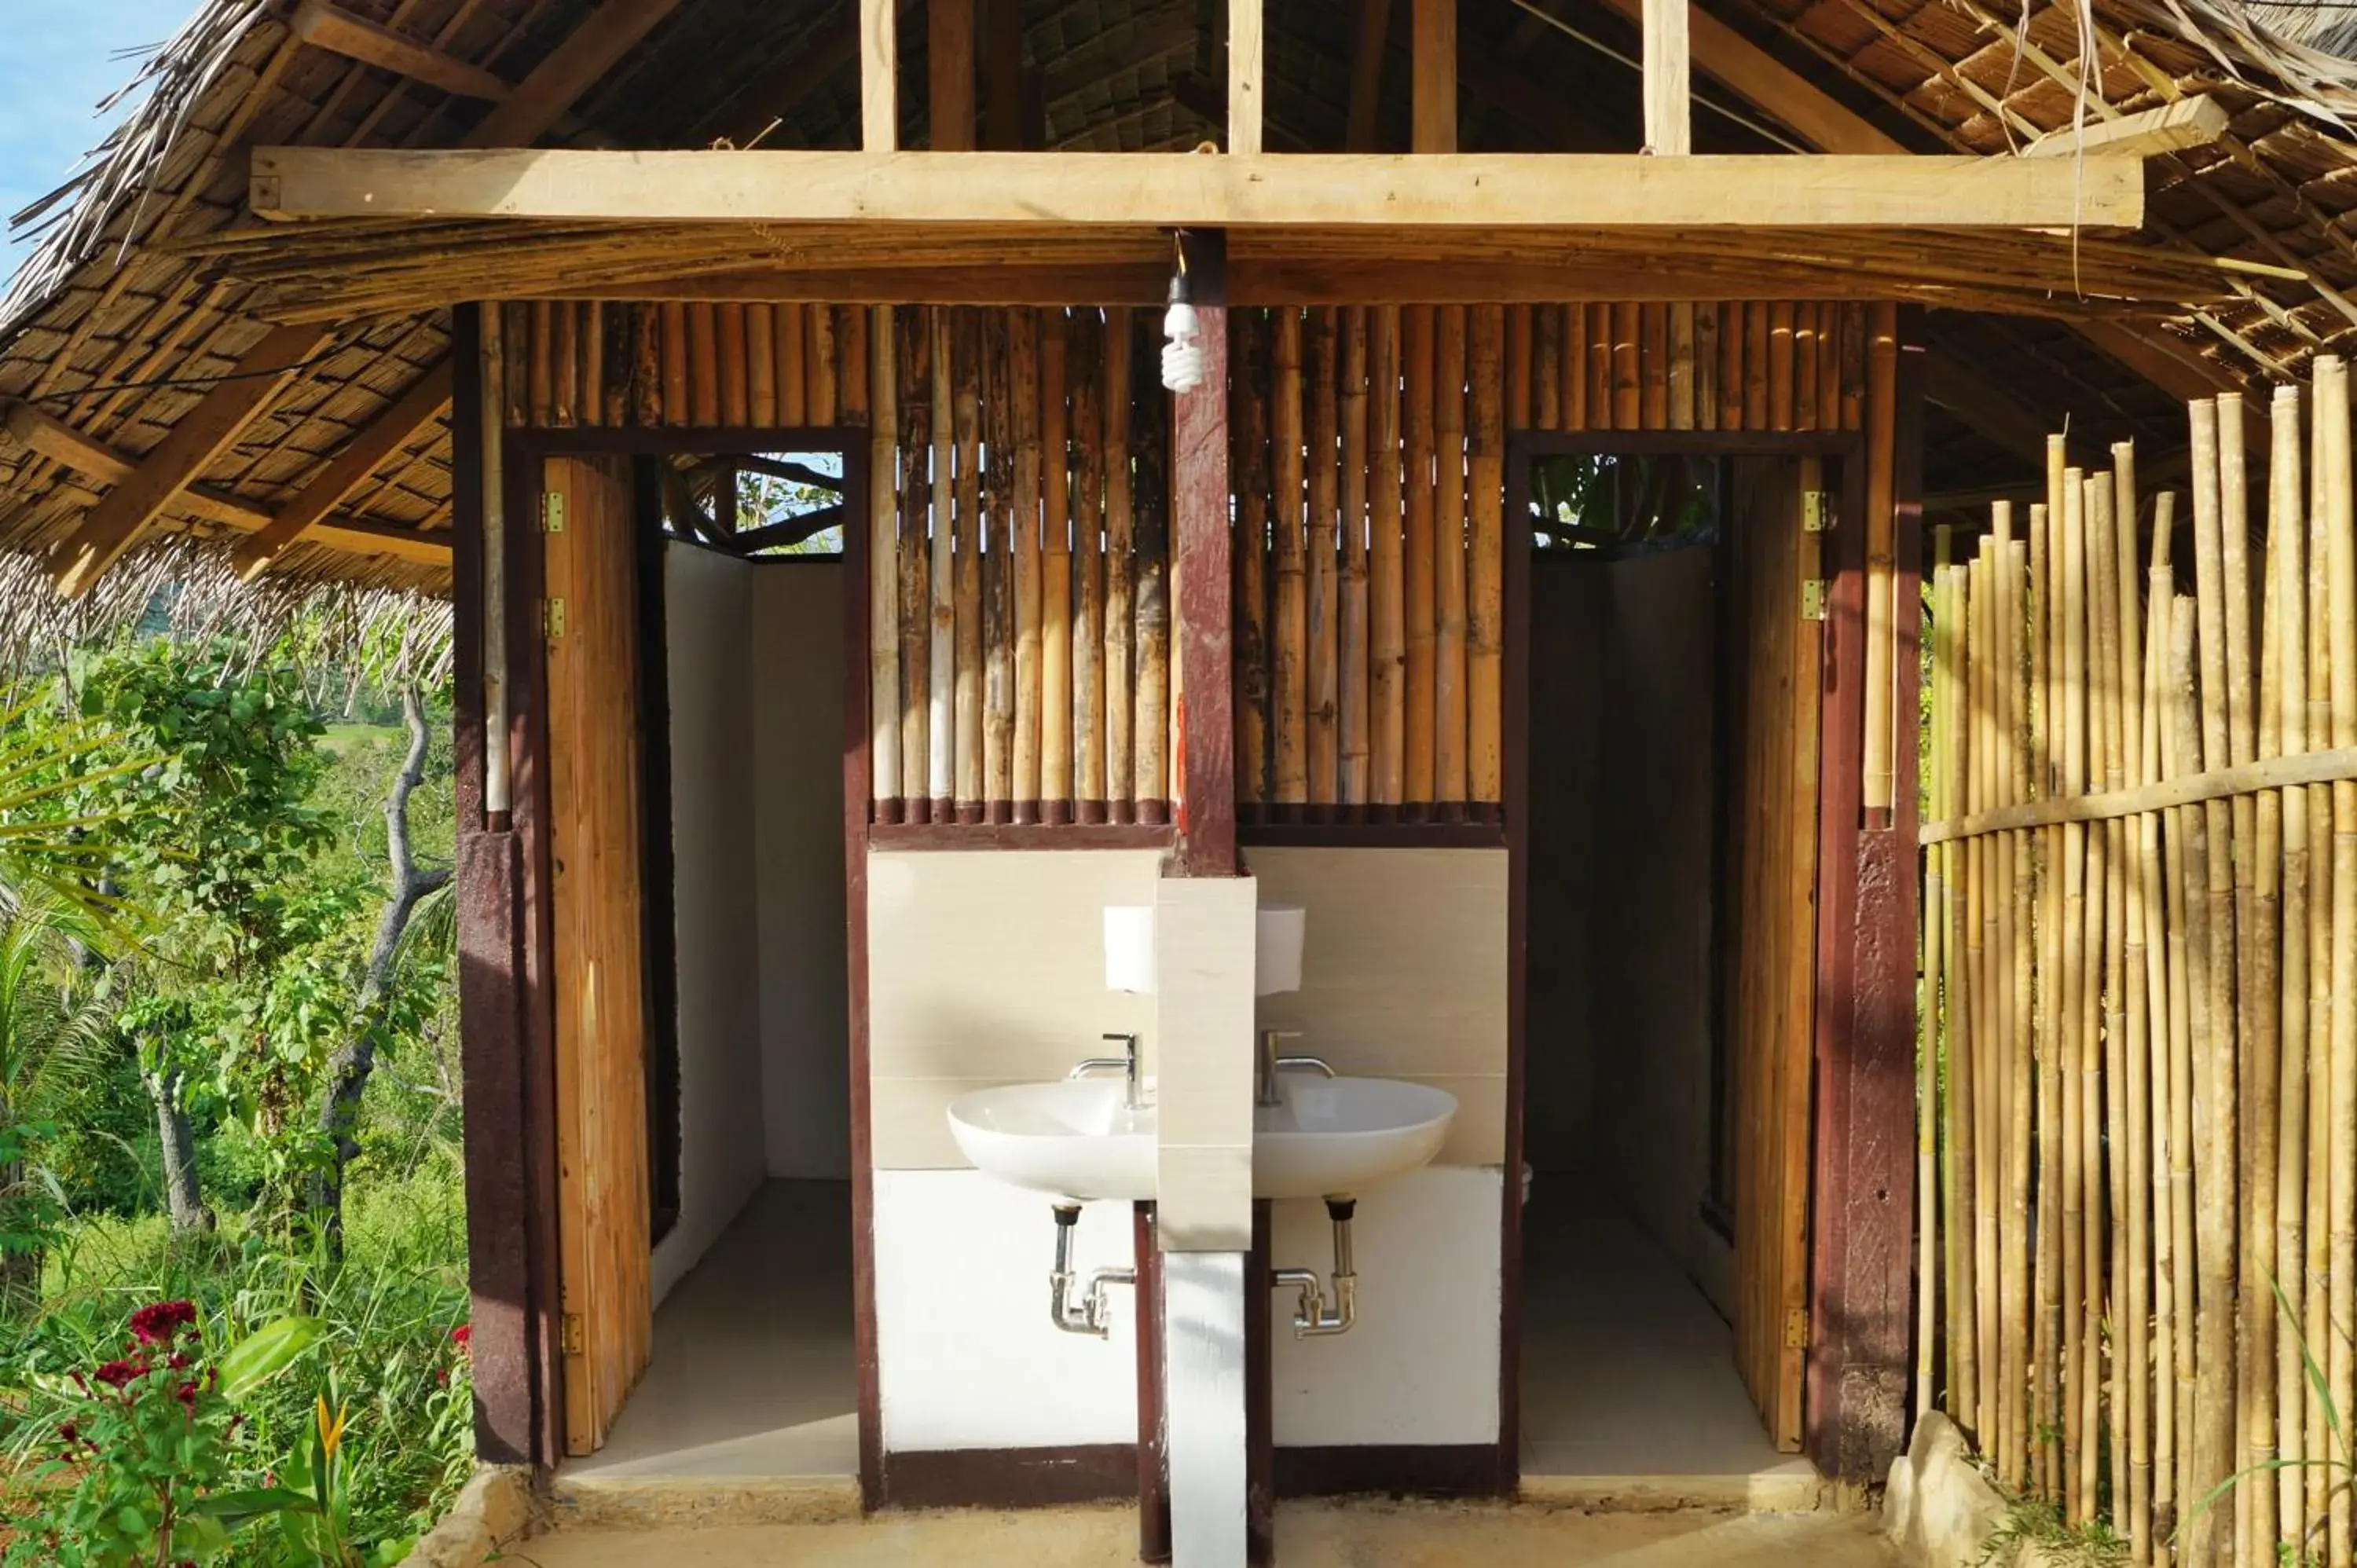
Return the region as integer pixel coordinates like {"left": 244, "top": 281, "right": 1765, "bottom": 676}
{"left": 57, "top": 1421, "right": 76, "bottom": 1443}
{"left": 175, "top": 1379, "right": 200, "bottom": 1412}
{"left": 450, "top": 1324, "right": 471, "bottom": 1356}
{"left": 130, "top": 1300, "right": 198, "bottom": 1346}
{"left": 93, "top": 1358, "right": 146, "bottom": 1389}
{"left": 167, "top": 1353, "right": 190, "bottom": 1370}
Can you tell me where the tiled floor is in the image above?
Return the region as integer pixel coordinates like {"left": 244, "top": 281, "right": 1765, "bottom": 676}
{"left": 1519, "top": 1178, "right": 1818, "bottom": 1493}
{"left": 566, "top": 1181, "right": 860, "bottom": 1482}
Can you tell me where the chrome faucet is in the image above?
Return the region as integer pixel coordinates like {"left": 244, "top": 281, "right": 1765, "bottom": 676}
{"left": 1069, "top": 1032, "right": 1146, "bottom": 1111}
{"left": 1256, "top": 1028, "right": 1336, "bottom": 1107}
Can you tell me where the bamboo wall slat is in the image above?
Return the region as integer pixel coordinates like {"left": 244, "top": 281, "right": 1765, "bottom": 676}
{"left": 500, "top": 296, "right": 1875, "bottom": 830}
{"left": 1921, "top": 357, "right": 2357, "bottom": 1568}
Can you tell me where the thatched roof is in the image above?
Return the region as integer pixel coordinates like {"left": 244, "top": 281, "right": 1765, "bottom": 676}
{"left": 9, "top": 0, "right": 2357, "bottom": 584}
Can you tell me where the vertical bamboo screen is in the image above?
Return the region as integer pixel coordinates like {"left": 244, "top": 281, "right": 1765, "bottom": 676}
{"left": 503, "top": 297, "right": 1875, "bottom": 833}
{"left": 1231, "top": 299, "right": 1869, "bottom": 822}
{"left": 1919, "top": 358, "right": 2357, "bottom": 1568}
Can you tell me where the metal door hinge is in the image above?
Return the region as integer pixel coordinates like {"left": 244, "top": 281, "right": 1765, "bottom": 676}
{"left": 542, "top": 493, "right": 565, "bottom": 533}
{"left": 561, "top": 1313, "right": 584, "bottom": 1357}
{"left": 544, "top": 597, "right": 566, "bottom": 640}
{"left": 1802, "top": 489, "right": 1833, "bottom": 533}
{"left": 1786, "top": 1309, "right": 1810, "bottom": 1350}
{"left": 1800, "top": 580, "right": 1827, "bottom": 621}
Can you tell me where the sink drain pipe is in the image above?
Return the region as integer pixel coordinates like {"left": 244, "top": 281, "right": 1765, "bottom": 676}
{"left": 1272, "top": 1197, "right": 1357, "bottom": 1338}
{"left": 1048, "top": 1203, "right": 1135, "bottom": 1337}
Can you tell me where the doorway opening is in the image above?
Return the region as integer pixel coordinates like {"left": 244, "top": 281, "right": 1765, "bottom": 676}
{"left": 536, "top": 445, "right": 856, "bottom": 1482}
{"left": 1516, "top": 443, "right": 1830, "bottom": 1493}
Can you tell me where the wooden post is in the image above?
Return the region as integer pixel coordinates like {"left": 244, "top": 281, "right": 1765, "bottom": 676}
{"left": 1228, "top": 0, "right": 1263, "bottom": 156}
{"left": 1171, "top": 229, "right": 1237, "bottom": 874}
{"left": 1643, "top": 0, "right": 1691, "bottom": 154}
{"left": 930, "top": 0, "right": 974, "bottom": 150}
{"left": 1413, "top": 0, "right": 1456, "bottom": 154}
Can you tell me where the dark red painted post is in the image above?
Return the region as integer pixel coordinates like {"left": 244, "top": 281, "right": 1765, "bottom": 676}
{"left": 1168, "top": 228, "right": 1237, "bottom": 881}
{"left": 1806, "top": 309, "right": 1926, "bottom": 1491}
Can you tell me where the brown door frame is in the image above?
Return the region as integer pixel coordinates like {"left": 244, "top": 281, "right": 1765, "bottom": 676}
{"left": 456, "top": 367, "right": 878, "bottom": 1484}
{"left": 1501, "top": 427, "right": 1883, "bottom": 1493}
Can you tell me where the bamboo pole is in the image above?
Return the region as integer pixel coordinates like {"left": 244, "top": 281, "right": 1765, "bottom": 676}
{"left": 1011, "top": 307, "right": 1043, "bottom": 822}
{"left": 986, "top": 320, "right": 1017, "bottom": 815}
{"left": 780, "top": 303, "right": 808, "bottom": 427}
{"left": 928, "top": 307, "right": 955, "bottom": 819}
{"left": 1274, "top": 307, "right": 1308, "bottom": 810}
{"left": 1937, "top": 544, "right": 1970, "bottom": 1438}
{"left": 2146, "top": 490, "right": 2183, "bottom": 1538}
{"left": 2245, "top": 397, "right": 2286, "bottom": 1564}
{"left": 2308, "top": 372, "right": 2337, "bottom": 1548}
{"left": 526, "top": 300, "right": 555, "bottom": 424}
{"left": 2091, "top": 471, "right": 2126, "bottom": 1531}
{"left": 2117, "top": 445, "right": 2156, "bottom": 1566}
{"left": 1343, "top": 306, "right": 1373, "bottom": 808}
{"left": 1406, "top": 305, "right": 1438, "bottom": 810}
{"left": 1041, "top": 312, "right": 1073, "bottom": 824}
{"left": 1962, "top": 540, "right": 1990, "bottom": 1450}
{"left": 809, "top": 303, "right": 840, "bottom": 426}
{"left": 1535, "top": 304, "right": 1561, "bottom": 432}
{"left": 1923, "top": 526, "right": 1953, "bottom": 1427}
{"left": 1506, "top": 304, "right": 1532, "bottom": 431}
{"left": 629, "top": 303, "right": 660, "bottom": 427}
{"left": 1669, "top": 302, "right": 1696, "bottom": 431}
{"left": 1816, "top": 302, "right": 1842, "bottom": 434}
{"left": 900, "top": 312, "right": 932, "bottom": 817}
{"left": 582, "top": 302, "right": 607, "bottom": 426}
{"left": 1721, "top": 302, "right": 1745, "bottom": 434}
{"left": 842, "top": 307, "right": 869, "bottom": 423}
{"left": 2060, "top": 467, "right": 2091, "bottom": 1523}
{"left": 1565, "top": 300, "right": 1587, "bottom": 432}
{"left": 749, "top": 303, "right": 778, "bottom": 426}
{"left": 1436, "top": 304, "right": 1470, "bottom": 811}
{"left": 1072, "top": 310, "right": 1107, "bottom": 821}
{"left": 1105, "top": 307, "right": 1135, "bottom": 821}
{"left": 1746, "top": 302, "right": 1770, "bottom": 434}
{"left": 1791, "top": 302, "right": 1815, "bottom": 432}
{"left": 1640, "top": 301, "right": 1667, "bottom": 430}
{"left": 1611, "top": 302, "right": 1640, "bottom": 430}
{"left": 1469, "top": 305, "right": 1505, "bottom": 815}
{"left": 1308, "top": 308, "right": 1340, "bottom": 808}
{"left": 718, "top": 302, "right": 749, "bottom": 427}
{"left": 2004, "top": 518, "right": 2035, "bottom": 1493}
{"left": 2320, "top": 352, "right": 2357, "bottom": 1568}
{"left": 2165, "top": 590, "right": 2209, "bottom": 1560}
{"left": 871, "top": 305, "right": 901, "bottom": 822}
{"left": 687, "top": 302, "right": 720, "bottom": 427}
{"left": 1588, "top": 302, "right": 1612, "bottom": 434}
{"left": 1696, "top": 303, "right": 1721, "bottom": 433}
{"left": 553, "top": 301, "right": 580, "bottom": 427}
{"left": 2270, "top": 384, "right": 2310, "bottom": 1563}
{"left": 1371, "top": 306, "right": 1406, "bottom": 810}
{"left": 2037, "top": 482, "right": 2067, "bottom": 1504}
{"left": 1237, "top": 313, "right": 1271, "bottom": 815}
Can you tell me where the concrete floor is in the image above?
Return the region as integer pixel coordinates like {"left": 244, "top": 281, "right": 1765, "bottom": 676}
{"left": 522, "top": 1500, "right": 1895, "bottom": 1566}
{"left": 1519, "top": 1180, "right": 1820, "bottom": 1506}
{"left": 566, "top": 1181, "right": 860, "bottom": 1482}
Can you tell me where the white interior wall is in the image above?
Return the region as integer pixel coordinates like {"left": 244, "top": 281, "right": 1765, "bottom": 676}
{"left": 753, "top": 564, "right": 851, "bottom": 1180}
{"left": 652, "top": 543, "right": 768, "bottom": 1306}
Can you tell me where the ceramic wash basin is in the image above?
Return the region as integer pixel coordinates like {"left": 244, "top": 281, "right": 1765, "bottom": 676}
{"left": 948, "top": 1074, "right": 1457, "bottom": 1203}
{"left": 1253, "top": 1076, "right": 1457, "bottom": 1200}
{"left": 947, "top": 1079, "right": 1158, "bottom": 1201}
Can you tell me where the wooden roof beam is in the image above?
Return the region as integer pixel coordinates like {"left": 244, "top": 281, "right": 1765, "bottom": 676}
{"left": 1346, "top": 0, "right": 1390, "bottom": 150}
{"left": 247, "top": 147, "right": 2146, "bottom": 228}
{"left": 231, "top": 358, "right": 454, "bottom": 579}
{"left": 2, "top": 400, "right": 449, "bottom": 569}
{"left": 461, "top": 0, "right": 689, "bottom": 148}
{"left": 1229, "top": 0, "right": 1263, "bottom": 156}
{"left": 291, "top": 0, "right": 515, "bottom": 101}
{"left": 49, "top": 323, "right": 333, "bottom": 597}
{"left": 1413, "top": 0, "right": 1457, "bottom": 152}
{"left": 861, "top": 0, "right": 897, "bottom": 150}
{"left": 2022, "top": 96, "right": 2231, "bottom": 161}
{"left": 1642, "top": 0, "right": 1689, "bottom": 154}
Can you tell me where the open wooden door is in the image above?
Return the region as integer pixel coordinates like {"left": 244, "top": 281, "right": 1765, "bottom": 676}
{"left": 543, "top": 455, "right": 653, "bottom": 1456}
{"left": 1725, "top": 456, "right": 1824, "bottom": 1454}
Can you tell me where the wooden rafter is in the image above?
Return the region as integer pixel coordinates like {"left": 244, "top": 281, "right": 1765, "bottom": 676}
{"left": 49, "top": 323, "right": 334, "bottom": 597}
{"left": 291, "top": 0, "right": 515, "bottom": 102}
{"left": 2022, "top": 96, "right": 2229, "bottom": 160}
{"left": 1346, "top": 0, "right": 1390, "bottom": 152}
{"left": 1229, "top": 0, "right": 1263, "bottom": 156}
{"left": 1413, "top": 0, "right": 1457, "bottom": 153}
{"left": 2, "top": 401, "right": 449, "bottom": 567}
{"left": 861, "top": 0, "right": 897, "bottom": 151}
{"left": 461, "top": 0, "right": 688, "bottom": 148}
{"left": 230, "top": 358, "right": 454, "bottom": 579}
{"left": 1643, "top": 0, "right": 1691, "bottom": 154}
{"left": 247, "top": 147, "right": 2146, "bottom": 229}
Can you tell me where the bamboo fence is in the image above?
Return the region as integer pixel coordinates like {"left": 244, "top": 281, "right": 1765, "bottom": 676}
{"left": 1919, "top": 358, "right": 2357, "bottom": 1568}
{"left": 501, "top": 296, "right": 1876, "bottom": 829}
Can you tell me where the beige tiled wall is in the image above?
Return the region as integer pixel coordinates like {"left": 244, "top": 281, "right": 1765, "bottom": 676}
{"left": 867, "top": 848, "right": 1164, "bottom": 1169}
{"left": 1245, "top": 848, "right": 1509, "bottom": 1166}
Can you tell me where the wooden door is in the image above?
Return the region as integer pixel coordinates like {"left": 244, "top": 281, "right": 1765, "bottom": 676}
{"left": 544, "top": 455, "right": 653, "bottom": 1456}
{"left": 1725, "top": 456, "right": 1824, "bottom": 1453}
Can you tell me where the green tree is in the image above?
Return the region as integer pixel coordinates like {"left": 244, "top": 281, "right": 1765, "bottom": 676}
{"left": 0, "top": 900, "right": 116, "bottom": 1314}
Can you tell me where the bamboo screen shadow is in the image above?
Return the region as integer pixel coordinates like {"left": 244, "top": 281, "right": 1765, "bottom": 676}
{"left": 497, "top": 299, "right": 1877, "bottom": 829}
{"left": 1918, "top": 361, "right": 2357, "bottom": 1568}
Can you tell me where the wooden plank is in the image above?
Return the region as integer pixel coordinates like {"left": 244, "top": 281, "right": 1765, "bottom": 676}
{"left": 929, "top": 0, "right": 975, "bottom": 151}
{"left": 291, "top": 0, "right": 514, "bottom": 101}
{"left": 2022, "top": 95, "right": 2229, "bottom": 160}
{"left": 251, "top": 148, "right": 2145, "bottom": 229}
{"left": 861, "top": 0, "right": 898, "bottom": 152}
{"left": 461, "top": 0, "right": 687, "bottom": 148}
{"left": 1346, "top": 0, "right": 1390, "bottom": 152}
{"left": 1413, "top": 0, "right": 1457, "bottom": 154}
{"left": 1171, "top": 231, "right": 1236, "bottom": 874}
{"left": 1229, "top": 0, "right": 1264, "bottom": 156}
{"left": 50, "top": 321, "right": 333, "bottom": 596}
{"left": 231, "top": 357, "right": 454, "bottom": 577}
{"left": 544, "top": 454, "right": 652, "bottom": 1456}
{"left": 1643, "top": 0, "right": 1691, "bottom": 155}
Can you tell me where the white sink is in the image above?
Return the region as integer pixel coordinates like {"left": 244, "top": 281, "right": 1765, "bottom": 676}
{"left": 948, "top": 1074, "right": 1457, "bottom": 1204}
{"left": 1253, "top": 1076, "right": 1457, "bottom": 1200}
{"left": 947, "top": 1079, "right": 1158, "bottom": 1202}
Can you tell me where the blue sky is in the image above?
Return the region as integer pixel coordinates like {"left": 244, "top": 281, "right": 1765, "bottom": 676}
{"left": 0, "top": 4, "right": 194, "bottom": 283}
